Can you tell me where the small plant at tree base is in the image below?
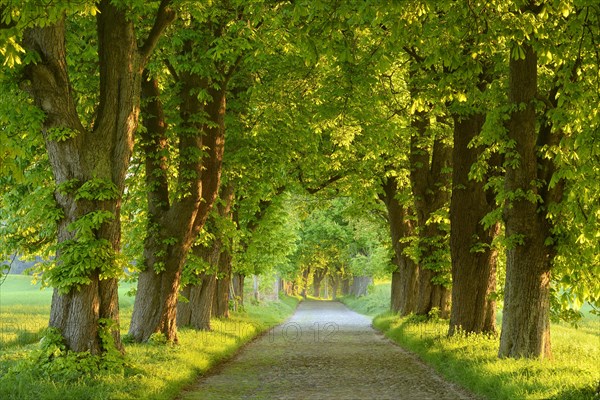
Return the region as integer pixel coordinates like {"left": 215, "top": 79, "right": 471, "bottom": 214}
{"left": 148, "top": 332, "right": 169, "bottom": 346}
{"left": 428, "top": 307, "right": 441, "bottom": 322}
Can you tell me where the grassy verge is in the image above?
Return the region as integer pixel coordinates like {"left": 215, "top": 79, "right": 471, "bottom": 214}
{"left": 0, "top": 275, "right": 300, "bottom": 400}
{"left": 342, "top": 282, "right": 600, "bottom": 400}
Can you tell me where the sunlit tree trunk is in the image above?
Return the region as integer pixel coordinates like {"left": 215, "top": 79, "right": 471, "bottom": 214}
{"left": 381, "top": 177, "right": 419, "bottom": 315}
{"left": 22, "top": 1, "right": 173, "bottom": 353}
{"left": 499, "top": 43, "right": 561, "bottom": 359}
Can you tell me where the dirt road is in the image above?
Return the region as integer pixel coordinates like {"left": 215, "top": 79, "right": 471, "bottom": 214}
{"left": 180, "top": 300, "right": 478, "bottom": 400}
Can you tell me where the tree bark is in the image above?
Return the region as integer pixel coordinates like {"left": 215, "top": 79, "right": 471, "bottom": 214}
{"left": 499, "top": 44, "right": 557, "bottom": 359}
{"left": 449, "top": 113, "right": 499, "bottom": 336}
{"left": 190, "top": 274, "right": 217, "bottom": 330}
{"left": 301, "top": 268, "right": 310, "bottom": 299}
{"left": 381, "top": 177, "right": 419, "bottom": 315}
{"left": 21, "top": 1, "right": 173, "bottom": 353}
{"left": 177, "top": 240, "right": 221, "bottom": 331}
{"left": 409, "top": 113, "right": 452, "bottom": 318}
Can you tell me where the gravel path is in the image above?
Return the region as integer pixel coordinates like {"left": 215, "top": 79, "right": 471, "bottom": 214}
{"left": 179, "top": 300, "right": 479, "bottom": 400}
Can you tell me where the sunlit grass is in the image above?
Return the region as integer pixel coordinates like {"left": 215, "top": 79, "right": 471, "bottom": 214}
{"left": 0, "top": 275, "right": 300, "bottom": 400}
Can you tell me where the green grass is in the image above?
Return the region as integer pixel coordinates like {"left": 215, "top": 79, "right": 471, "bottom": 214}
{"left": 0, "top": 275, "right": 300, "bottom": 400}
{"left": 343, "top": 282, "right": 600, "bottom": 400}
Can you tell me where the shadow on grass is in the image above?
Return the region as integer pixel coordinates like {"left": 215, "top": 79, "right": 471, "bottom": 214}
{"left": 0, "top": 328, "right": 44, "bottom": 350}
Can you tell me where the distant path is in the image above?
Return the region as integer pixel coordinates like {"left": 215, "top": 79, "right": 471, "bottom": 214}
{"left": 179, "top": 300, "right": 478, "bottom": 400}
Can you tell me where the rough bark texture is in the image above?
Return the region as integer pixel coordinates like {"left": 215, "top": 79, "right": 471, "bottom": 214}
{"left": 129, "top": 58, "right": 227, "bottom": 342}
{"left": 381, "top": 177, "right": 419, "bottom": 315}
{"left": 177, "top": 241, "right": 221, "bottom": 331}
{"left": 21, "top": 1, "right": 173, "bottom": 353}
{"left": 499, "top": 44, "right": 558, "bottom": 359}
{"left": 409, "top": 114, "right": 452, "bottom": 318}
{"left": 449, "top": 113, "right": 499, "bottom": 335}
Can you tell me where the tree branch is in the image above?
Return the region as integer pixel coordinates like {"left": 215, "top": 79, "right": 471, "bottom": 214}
{"left": 139, "top": 0, "right": 176, "bottom": 67}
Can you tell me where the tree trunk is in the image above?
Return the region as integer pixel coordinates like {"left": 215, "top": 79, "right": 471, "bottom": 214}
{"left": 409, "top": 112, "right": 452, "bottom": 318}
{"left": 177, "top": 285, "right": 192, "bottom": 326}
{"left": 301, "top": 268, "right": 310, "bottom": 299}
{"left": 213, "top": 248, "right": 232, "bottom": 318}
{"left": 415, "top": 269, "right": 451, "bottom": 317}
{"left": 129, "top": 55, "right": 227, "bottom": 342}
{"left": 390, "top": 270, "right": 402, "bottom": 313}
{"left": 449, "top": 113, "right": 499, "bottom": 336}
{"left": 232, "top": 273, "right": 244, "bottom": 308}
{"left": 381, "top": 177, "right": 419, "bottom": 315}
{"left": 323, "top": 275, "right": 329, "bottom": 299}
{"left": 190, "top": 274, "right": 217, "bottom": 330}
{"left": 341, "top": 278, "right": 351, "bottom": 296}
{"left": 499, "top": 44, "right": 554, "bottom": 359}
{"left": 22, "top": 2, "right": 173, "bottom": 353}
{"left": 177, "top": 240, "right": 221, "bottom": 330}
{"left": 331, "top": 275, "right": 339, "bottom": 300}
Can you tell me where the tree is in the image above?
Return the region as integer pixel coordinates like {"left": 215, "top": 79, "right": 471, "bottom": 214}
{"left": 1, "top": 0, "right": 174, "bottom": 354}
{"left": 127, "top": 5, "right": 240, "bottom": 342}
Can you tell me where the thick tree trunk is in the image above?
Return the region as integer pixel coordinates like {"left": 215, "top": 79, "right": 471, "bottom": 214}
{"left": 381, "top": 177, "right": 419, "bottom": 315}
{"left": 449, "top": 113, "right": 499, "bottom": 336}
{"left": 177, "top": 241, "right": 221, "bottom": 330}
{"left": 177, "top": 285, "right": 193, "bottom": 325}
{"left": 415, "top": 269, "right": 451, "bottom": 317}
{"left": 190, "top": 274, "right": 217, "bottom": 330}
{"left": 499, "top": 44, "right": 554, "bottom": 359}
{"left": 22, "top": 2, "right": 172, "bottom": 353}
{"left": 390, "top": 270, "right": 402, "bottom": 313}
{"left": 312, "top": 281, "right": 321, "bottom": 298}
{"left": 409, "top": 113, "right": 452, "bottom": 318}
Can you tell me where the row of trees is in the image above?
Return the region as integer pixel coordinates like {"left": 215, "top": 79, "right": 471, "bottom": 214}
{"left": 1, "top": 0, "right": 598, "bottom": 363}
